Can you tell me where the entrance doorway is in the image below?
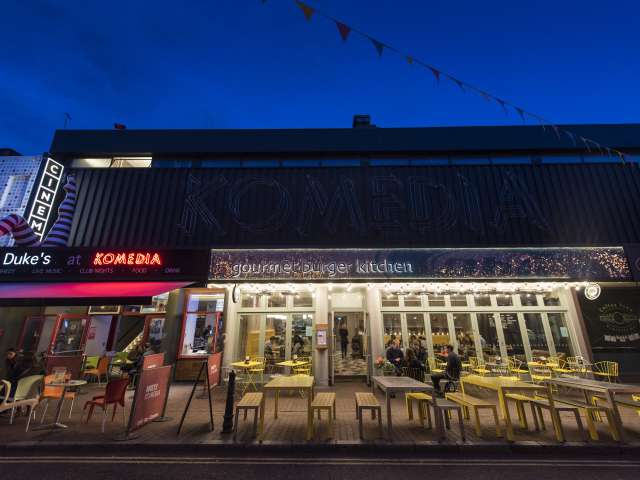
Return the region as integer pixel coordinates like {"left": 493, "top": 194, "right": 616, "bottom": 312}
{"left": 332, "top": 311, "right": 368, "bottom": 377}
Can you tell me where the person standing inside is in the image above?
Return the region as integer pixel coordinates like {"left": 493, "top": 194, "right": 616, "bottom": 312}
{"left": 338, "top": 322, "right": 349, "bottom": 359}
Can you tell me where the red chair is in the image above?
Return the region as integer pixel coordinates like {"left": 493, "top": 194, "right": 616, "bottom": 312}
{"left": 82, "top": 378, "right": 129, "bottom": 432}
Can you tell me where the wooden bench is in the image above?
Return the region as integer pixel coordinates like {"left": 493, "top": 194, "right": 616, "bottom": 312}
{"left": 406, "top": 392, "right": 433, "bottom": 428}
{"left": 504, "top": 392, "right": 540, "bottom": 431}
{"left": 309, "top": 392, "right": 336, "bottom": 440}
{"left": 557, "top": 397, "right": 619, "bottom": 441}
{"left": 446, "top": 392, "right": 502, "bottom": 438}
{"left": 355, "top": 392, "right": 382, "bottom": 439}
{"left": 431, "top": 398, "right": 465, "bottom": 442}
{"left": 530, "top": 396, "right": 588, "bottom": 442}
{"left": 234, "top": 392, "right": 265, "bottom": 440}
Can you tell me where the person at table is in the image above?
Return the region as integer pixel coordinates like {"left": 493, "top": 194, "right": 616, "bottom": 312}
{"left": 338, "top": 322, "right": 349, "bottom": 359}
{"left": 386, "top": 339, "right": 404, "bottom": 373}
{"left": 4, "top": 348, "right": 26, "bottom": 398}
{"left": 404, "top": 348, "right": 425, "bottom": 379}
{"left": 431, "top": 344, "right": 462, "bottom": 394}
{"left": 292, "top": 334, "right": 304, "bottom": 357}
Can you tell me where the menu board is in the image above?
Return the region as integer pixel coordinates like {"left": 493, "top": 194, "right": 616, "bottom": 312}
{"left": 0, "top": 248, "right": 210, "bottom": 282}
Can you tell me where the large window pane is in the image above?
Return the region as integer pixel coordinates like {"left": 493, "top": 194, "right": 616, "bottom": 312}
{"left": 406, "top": 313, "right": 426, "bottom": 351}
{"left": 450, "top": 295, "right": 468, "bottom": 307}
{"left": 427, "top": 295, "right": 446, "bottom": 307}
{"left": 265, "top": 314, "right": 287, "bottom": 361}
{"left": 473, "top": 295, "right": 492, "bottom": 307}
{"left": 429, "top": 313, "right": 450, "bottom": 355}
{"left": 496, "top": 294, "right": 513, "bottom": 306}
{"left": 241, "top": 293, "right": 260, "bottom": 308}
{"left": 237, "top": 314, "right": 261, "bottom": 360}
{"left": 381, "top": 293, "right": 400, "bottom": 308}
{"left": 543, "top": 294, "right": 561, "bottom": 306}
{"left": 524, "top": 313, "right": 550, "bottom": 357}
{"left": 293, "top": 292, "right": 313, "bottom": 308}
{"left": 291, "top": 313, "right": 313, "bottom": 357}
{"left": 476, "top": 313, "right": 500, "bottom": 358}
{"left": 187, "top": 293, "right": 224, "bottom": 312}
{"left": 453, "top": 313, "right": 476, "bottom": 360}
{"left": 383, "top": 313, "right": 402, "bottom": 348}
{"left": 181, "top": 313, "right": 216, "bottom": 356}
{"left": 267, "top": 292, "right": 287, "bottom": 308}
{"left": 548, "top": 313, "right": 573, "bottom": 357}
{"left": 500, "top": 313, "right": 526, "bottom": 360}
{"left": 52, "top": 317, "right": 88, "bottom": 354}
{"left": 404, "top": 294, "right": 422, "bottom": 307}
{"left": 520, "top": 293, "right": 538, "bottom": 306}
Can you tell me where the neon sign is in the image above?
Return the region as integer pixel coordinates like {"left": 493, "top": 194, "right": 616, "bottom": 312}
{"left": 27, "top": 157, "right": 64, "bottom": 239}
{"left": 93, "top": 252, "right": 162, "bottom": 266}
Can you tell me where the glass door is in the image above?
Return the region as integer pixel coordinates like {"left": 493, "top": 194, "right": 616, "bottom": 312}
{"left": 523, "top": 313, "right": 551, "bottom": 359}
{"left": 333, "top": 311, "right": 367, "bottom": 377}
{"left": 428, "top": 313, "right": 450, "bottom": 359}
{"left": 475, "top": 313, "right": 501, "bottom": 361}
{"left": 452, "top": 313, "right": 477, "bottom": 361}
{"left": 499, "top": 312, "right": 528, "bottom": 362}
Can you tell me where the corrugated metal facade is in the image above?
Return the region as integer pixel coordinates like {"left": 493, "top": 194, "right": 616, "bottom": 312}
{"left": 67, "top": 163, "right": 640, "bottom": 248}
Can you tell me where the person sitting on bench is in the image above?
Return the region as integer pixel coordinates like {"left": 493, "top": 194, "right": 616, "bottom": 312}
{"left": 431, "top": 344, "right": 461, "bottom": 394}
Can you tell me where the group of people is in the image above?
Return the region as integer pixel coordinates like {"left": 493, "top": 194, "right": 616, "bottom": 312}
{"left": 338, "top": 323, "right": 364, "bottom": 359}
{"left": 385, "top": 338, "right": 462, "bottom": 394}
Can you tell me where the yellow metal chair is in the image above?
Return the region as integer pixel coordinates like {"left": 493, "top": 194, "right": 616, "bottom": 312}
{"left": 567, "top": 356, "right": 590, "bottom": 377}
{"left": 551, "top": 357, "right": 575, "bottom": 376}
{"left": 249, "top": 356, "right": 266, "bottom": 387}
{"left": 592, "top": 361, "right": 619, "bottom": 382}
{"left": 508, "top": 357, "right": 529, "bottom": 380}
{"left": 529, "top": 365, "right": 553, "bottom": 384}
{"left": 428, "top": 357, "right": 444, "bottom": 375}
{"left": 469, "top": 357, "right": 490, "bottom": 376}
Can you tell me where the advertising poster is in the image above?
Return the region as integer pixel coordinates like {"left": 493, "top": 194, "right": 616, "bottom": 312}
{"left": 45, "top": 355, "right": 84, "bottom": 379}
{"left": 207, "top": 352, "right": 222, "bottom": 388}
{"left": 579, "top": 288, "right": 640, "bottom": 350}
{"left": 142, "top": 352, "right": 165, "bottom": 370}
{"left": 129, "top": 365, "right": 172, "bottom": 432}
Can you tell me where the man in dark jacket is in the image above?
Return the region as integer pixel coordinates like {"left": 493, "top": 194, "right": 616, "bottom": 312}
{"left": 386, "top": 339, "right": 404, "bottom": 373}
{"left": 5, "top": 348, "right": 27, "bottom": 398}
{"left": 431, "top": 344, "right": 462, "bottom": 394}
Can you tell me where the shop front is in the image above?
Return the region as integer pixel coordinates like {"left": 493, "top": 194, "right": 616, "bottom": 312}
{"left": 209, "top": 247, "right": 633, "bottom": 386}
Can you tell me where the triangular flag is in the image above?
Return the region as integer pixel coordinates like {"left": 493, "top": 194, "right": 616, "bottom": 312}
{"left": 515, "top": 107, "right": 526, "bottom": 123}
{"left": 428, "top": 66, "right": 441, "bottom": 82}
{"left": 450, "top": 77, "right": 466, "bottom": 92}
{"left": 369, "top": 37, "right": 385, "bottom": 56}
{"left": 565, "top": 130, "right": 577, "bottom": 146}
{"left": 496, "top": 98, "right": 508, "bottom": 114}
{"left": 295, "top": 1, "right": 315, "bottom": 21}
{"left": 406, "top": 55, "right": 414, "bottom": 65}
{"left": 478, "top": 91, "right": 492, "bottom": 102}
{"left": 335, "top": 21, "right": 351, "bottom": 42}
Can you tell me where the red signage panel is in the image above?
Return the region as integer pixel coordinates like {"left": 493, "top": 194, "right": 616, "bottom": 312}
{"left": 142, "top": 352, "right": 165, "bottom": 370}
{"left": 129, "top": 365, "right": 172, "bottom": 432}
{"left": 207, "top": 352, "right": 222, "bottom": 387}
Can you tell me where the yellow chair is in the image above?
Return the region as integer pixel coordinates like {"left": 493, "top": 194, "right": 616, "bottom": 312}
{"left": 469, "top": 357, "right": 490, "bottom": 376}
{"left": 249, "top": 356, "right": 266, "bottom": 386}
{"left": 551, "top": 357, "right": 575, "bottom": 376}
{"left": 508, "top": 357, "right": 529, "bottom": 379}
{"left": 567, "top": 356, "right": 590, "bottom": 377}
{"left": 529, "top": 365, "right": 552, "bottom": 384}
{"left": 592, "top": 361, "right": 619, "bottom": 382}
{"left": 428, "top": 357, "right": 444, "bottom": 375}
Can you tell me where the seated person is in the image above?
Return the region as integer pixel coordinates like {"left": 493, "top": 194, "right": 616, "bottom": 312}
{"left": 385, "top": 339, "right": 404, "bottom": 373}
{"left": 431, "top": 344, "right": 462, "bottom": 394}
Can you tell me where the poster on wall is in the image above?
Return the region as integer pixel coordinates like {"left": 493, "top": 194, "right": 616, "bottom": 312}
{"left": 579, "top": 288, "right": 640, "bottom": 350}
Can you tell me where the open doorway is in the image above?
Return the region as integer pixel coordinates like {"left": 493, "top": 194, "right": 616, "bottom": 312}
{"left": 332, "top": 311, "right": 367, "bottom": 378}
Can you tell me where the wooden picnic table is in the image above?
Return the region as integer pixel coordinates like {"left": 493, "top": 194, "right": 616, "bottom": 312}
{"left": 461, "top": 374, "right": 547, "bottom": 441}
{"left": 546, "top": 377, "right": 640, "bottom": 443}
{"left": 371, "top": 375, "right": 433, "bottom": 440}
{"left": 263, "top": 375, "right": 315, "bottom": 438}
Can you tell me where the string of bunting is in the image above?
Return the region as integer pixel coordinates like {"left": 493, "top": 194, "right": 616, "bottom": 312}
{"left": 261, "top": 0, "right": 630, "bottom": 164}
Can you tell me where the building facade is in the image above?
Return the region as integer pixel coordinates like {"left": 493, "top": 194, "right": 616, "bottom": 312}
{"left": 1, "top": 122, "right": 640, "bottom": 382}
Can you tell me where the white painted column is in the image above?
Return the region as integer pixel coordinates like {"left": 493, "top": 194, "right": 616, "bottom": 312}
{"left": 367, "top": 286, "right": 384, "bottom": 362}
{"left": 560, "top": 287, "right": 591, "bottom": 361}
{"left": 223, "top": 286, "right": 239, "bottom": 369}
{"left": 314, "top": 286, "right": 329, "bottom": 387}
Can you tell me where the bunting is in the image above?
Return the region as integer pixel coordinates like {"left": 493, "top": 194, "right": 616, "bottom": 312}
{"left": 262, "top": 0, "right": 631, "bottom": 164}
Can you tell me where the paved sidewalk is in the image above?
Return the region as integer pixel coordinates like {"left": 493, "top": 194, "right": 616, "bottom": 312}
{"left": 1, "top": 379, "right": 639, "bottom": 449}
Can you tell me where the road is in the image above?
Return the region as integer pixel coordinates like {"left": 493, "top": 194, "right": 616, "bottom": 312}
{"left": 1, "top": 450, "right": 638, "bottom": 480}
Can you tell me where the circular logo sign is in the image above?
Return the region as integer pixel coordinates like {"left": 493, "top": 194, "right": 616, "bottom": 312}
{"left": 584, "top": 283, "right": 601, "bottom": 300}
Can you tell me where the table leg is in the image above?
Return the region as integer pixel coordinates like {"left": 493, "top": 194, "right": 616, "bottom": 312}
{"left": 306, "top": 387, "right": 313, "bottom": 440}
{"left": 499, "top": 387, "right": 514, "bottom": 442}
{"left": 605, "top": 390, "right": 625, "bottom": 443}
{"left": 274, "top": 389, "right": 279, "bottom": 420}
{"left": 386, "top": 389, "right": 392, "bottom": 441}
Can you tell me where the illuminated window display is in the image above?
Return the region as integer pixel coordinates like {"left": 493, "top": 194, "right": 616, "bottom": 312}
{"left": 180, "top": 290, "right": 225, "bottom": 357}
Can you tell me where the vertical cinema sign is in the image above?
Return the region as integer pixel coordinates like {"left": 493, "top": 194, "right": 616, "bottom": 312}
{"left": 27, "top": 157, "right": 64, "bottom": 239}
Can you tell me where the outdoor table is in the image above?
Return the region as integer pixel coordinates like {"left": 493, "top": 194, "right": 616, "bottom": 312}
{"left": 545, "top": 377, "right": 640, "bottom": 443}
{"left": 371, "top": 375, "right": 433, "bottom": 440}
{"left": 461, "top": 374, "right": 546, "bottom": 441}
{"left": 230, "top": 361, "right": 263, "bottom": 394}
{"left": 276, "top": 360, "right": 309, "bottom": 368}
{"left": 33, "top": 379, "right": 87, "bottom": 430}
{"left": 263, "top": 375, "right": 315, "bottom": 439}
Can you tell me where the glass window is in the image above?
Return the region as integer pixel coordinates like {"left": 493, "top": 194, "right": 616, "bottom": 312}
{"left": 496, "top": 294, "right": 513, "bottom": 306}
{"left": 524, "top": 313, "right": 550, "bottom": 357}
{"left": 291, "top": 313, "right": 313, "bottom": 357}
{"left": 181, "top": 313, "right": 217, "bottom": 356}
{"left": 427, "top": 295, "right": 446, "bottom": 307}
{"left": 265, "top": 314, "right": 287, "bottom": 362}
{"left": 548, "top": 313, "right": 573, "bottom": 357}
{"left": 187, "top": 293, "right": 224, "bottom": 313}
{"left": 267, "top": 292, "right": 287, "bottom": 308}
{"left": 450, "top": 295, "right": 467, "bottom": 307}
{"left": 543, "top": 294, "right": 561, "bottom": 306}
{"left": 473, "top": 295, "right": 492, "bottom": 307}
{"left": 406, "top": 313, "right": 426, "bottom": 349}
{"left": 383, "top": 313, "right": 402, "bottom": 348}
{"left": 500, "top": 313, "right": 526, "bottom": 360}
{"left": 429, "top": 313, "right": 450, "bottom": 355}
{"left": 237, "top": 314, "right": 261, "bottom": 360}
{"left": 293, "top": 291, "right": 313, "bottom": 308}
{"left": 404, "top": 294, "right": 422, "bottom": 307}
{"left": 453, "top": 313, "right": 476, "bottom": 360}
{"left": 381, "top": 293, "right": 400, "bottom": 308}
{"left": 520, "top": 293, "right": 538, "bottom": 306}
{"left": 476, "top": 313, "right": 500, "bottom": 358}
{"left": 52, "top": 317, "right": 88, "bottom": 354}
{"left": 241, "top": 293, "right": 260, "bottom": 308}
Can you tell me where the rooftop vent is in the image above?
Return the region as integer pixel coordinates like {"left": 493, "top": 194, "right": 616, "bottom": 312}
{"left": 352, "top": 114, "right": 376, "bottom": 129}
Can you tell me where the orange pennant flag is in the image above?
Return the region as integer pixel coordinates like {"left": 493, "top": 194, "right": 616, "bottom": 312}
{"left": 335, "top": 21, "right": 351, "bottom": 42}
{"left": 295, "top": 1, "right": 315, "bottom": 21}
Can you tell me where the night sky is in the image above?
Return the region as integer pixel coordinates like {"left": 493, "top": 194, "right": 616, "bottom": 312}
{"left": 2, "top": 0, "right": 638, "bottom": 155}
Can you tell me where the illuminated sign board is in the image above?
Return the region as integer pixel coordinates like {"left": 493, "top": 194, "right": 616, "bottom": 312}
{"left": 0, "top": 248, "right": 209, "bottom": 282}
{"left": 27, "top": 157, "right": 64, "bottom": 239}
{"left": 210, "top": 247, "right": 631, "bottom": 281}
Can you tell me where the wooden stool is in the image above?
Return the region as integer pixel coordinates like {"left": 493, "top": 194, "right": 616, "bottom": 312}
{"left": 446, "top": 392, "right": 502, "bottom": 438}
{"left": 406, "top": 392, "right": 433, "bottom": 428}
{"left": 309, "top": 392, "right": 336, "bottom": 440}
{"left": 432, "top": 398, "right": 466, "bottom": 442}
{"left": 234, "top": 392, "right": 265, "bottom": 440}
{"left": 355, "top": 392, "right": 382, "bottom": 439}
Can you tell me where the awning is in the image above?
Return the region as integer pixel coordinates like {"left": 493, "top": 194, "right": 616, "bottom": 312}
{"left": 0, "top": 281, "right": 193, "bottom": 306}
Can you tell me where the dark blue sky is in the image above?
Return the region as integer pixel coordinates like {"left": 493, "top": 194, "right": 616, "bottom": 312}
{"left": 2, "top": 0, "right": 638, "bottom": 154}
